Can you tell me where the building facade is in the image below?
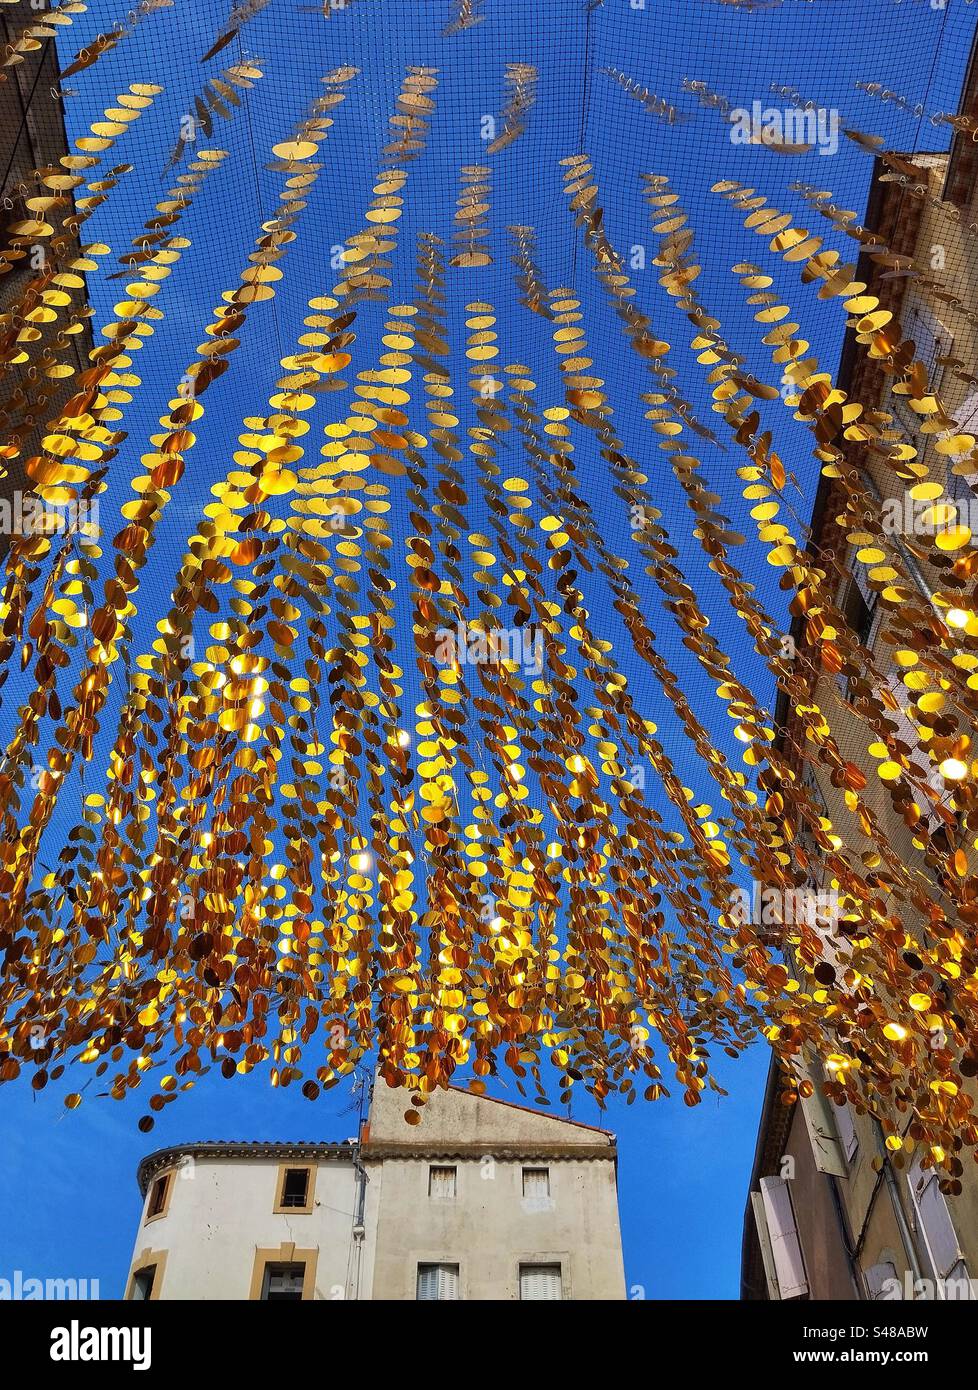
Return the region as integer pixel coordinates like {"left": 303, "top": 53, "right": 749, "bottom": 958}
{"left": 744, "top": 56, "right": 978, "bottom": 1303}
{"left": 0, "top": 0, "right": 93, "bottom": 512}
{"left": 126, "top": 1082, "right": 627, "bottom": 1301}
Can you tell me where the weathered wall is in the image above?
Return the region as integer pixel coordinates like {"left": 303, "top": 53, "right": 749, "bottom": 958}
{"left": 126, "top": 1155, "right": 359, "bottom": 1300}
{"left": 362, "top": 1083, "right": 627, "bottom": 1300}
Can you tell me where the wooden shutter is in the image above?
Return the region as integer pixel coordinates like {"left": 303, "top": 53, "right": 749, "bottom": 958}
{"left": 797, "top": 1053, "right": 847, "bottom": 1176}
{"left": 520, "top": 1264, "right": 562, "bottom": 1300}
{"left": 833, "top": 1097, "right": 859, "bottom": 1163}
{"left": 908, "top": 1158, "right": 970, "bottom": 1293}
{"left": 864, "top": 1261, "right": 899, "bottom": 1300}
{"left": 759, "top": 1175, "right": 809, "bottom": 1299}
{"left": 751, "top": 1192, "right": 781, "bottom": 1300}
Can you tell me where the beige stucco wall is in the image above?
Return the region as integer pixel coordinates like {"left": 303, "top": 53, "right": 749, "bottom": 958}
{"left": 126, "top": 1155, "right": 360, "bottom": 1300}
{"left": 126, "top": 1085, "right": 627, "bottom": 1300}
{"left": 362, "top": 1082, "right": 627, "bottom": 1300}
{"left": 783, "top": 151, "right": 978, "bottom": 1291}
{"left": 781, "top": 1105, "right": 857, "bottom": 1300}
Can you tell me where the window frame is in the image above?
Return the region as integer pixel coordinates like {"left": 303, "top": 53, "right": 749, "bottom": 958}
{"left": 125, "top": 1248, "right": 167, "bottom": 1301}
{"left": 521, "top": 1166, "right": 551, "bottom": 1199}
{"left": 259, "top": 1261, "right": 307, "bottom": 1302}
{"left": 416, "top": 1261, "right": 461, "bottom": 1301}
{"left": 143, "top": 1170, "right": 174, "bottom": 1224}
{"left": 273, "top": 1162, "right": 316, "bottom": 1215}
{"left": 518, "top": 1261, "right": 564, "bottom": 1300}
{"left": 427, "top": 1164, "right": 457, "bottom": 1200}
{"left": 249, "top": 1244, "right": 319, "bottom": 1301}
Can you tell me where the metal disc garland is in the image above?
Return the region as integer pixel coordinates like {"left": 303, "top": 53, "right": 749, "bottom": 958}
{"left": 0, "top": 0, "right": 977, "bottom": 1167}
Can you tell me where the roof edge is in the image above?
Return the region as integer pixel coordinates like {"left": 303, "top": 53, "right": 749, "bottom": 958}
{"left": 136, "top": 1139, "right": 355, "bottom": 1195}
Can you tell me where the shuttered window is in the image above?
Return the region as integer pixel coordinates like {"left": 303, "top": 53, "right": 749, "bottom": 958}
{"left": 519, "top": 1264, "right": 562, "bottom": 1300}
{"left": 797, "top": 1055, "right": 846, "bottom": 1177}
{"left": 949, "top": 390, "right": 978, "bottom": 499}
{"left": 833, "top": 1097, "right": 859, "bottom": 1163}
{"left": 417, "top": 1263, "right": 460, "bottom": 1301}
{"left": 864, "top": 1261, "right": 899, "bottom": 1300}
{"left": 908, "top": 1158, "right": 971, "bottom": 1295}
{"left": 428, "top": 1165, "right": 457, "bottom": 1199}
{"left": 522, "top": 1167, "right": 550, "bottom": 1199}
{"left": 759, "top": 1175, "right": 809, "bottom": 1300}
{"left": 797, "top": 1053, "right": 858, "bottom": 1172}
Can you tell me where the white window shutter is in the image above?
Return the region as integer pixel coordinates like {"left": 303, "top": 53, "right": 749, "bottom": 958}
{"left": 760, "top": 1175, "right": 809, "bottom": 1299}
{"left": 429, "top": 1166, "right": 456, "bottom": 1199}
{"left": 522, "top": 1167, "right": 550, "bottom": 1198}
{"left": 864, "top": 1261, "right": 899, "bottom": 1300}
{"left": 796, "top": 1053, "right": 847, "bottom": 1177}
{"left": 417, "top": 1263, "right": 460, "bottom": 1301}
{"left": 751, "top": 1191, "right": 782, "bottom": 1300}
{"left": 833, "top": 1098, "right": 859, "bottom": 1163}
{"left": 908, "top": 1159, "right": 968, "bottom": 1290}
{"left": 905, "top": 302, "right": 951, "bottom": 381}
{"left": 520, "top": 1264, "right": 562, "bottom": 1300}
{"left": 953, "top": 389, "right": 978, "bottom": 436}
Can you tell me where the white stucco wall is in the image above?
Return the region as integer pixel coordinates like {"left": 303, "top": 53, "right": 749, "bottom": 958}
{"left": 127, "top": 1155, "right": 360, "bottom": 1300}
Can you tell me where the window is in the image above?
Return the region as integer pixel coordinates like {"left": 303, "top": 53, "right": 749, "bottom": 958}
{"left": 274, "top": 1164, "right": 315, "bottom": 1213}
{"left": 416, "top": 1263, "right": 460, "bottom": 1301}
{"left": 835, "top": 568, "right": 880, "bottom": 704}
{"left": 147, "top": 1175, "right": 169, "bottom": 1219}
{"left": 520, "top": 1264, "right": 562, "bottom": 1300}
{"left": 522, "top": 1167, "right": 550, "bottom": 1199}
{"left": 428, "top": 1165, "right": 456, "bottom": 1199}
{"left": 260, "top": 1263, "right": 306, "bottom": 1301}
{"left": 839, "top": 577, "right": 878, "bottom": 695}
{"left": 280, "top": 1168, "right": 309, "bottom": 1208}
{"left": 129, "top": 1267, "right": 156, "bottom": 1301}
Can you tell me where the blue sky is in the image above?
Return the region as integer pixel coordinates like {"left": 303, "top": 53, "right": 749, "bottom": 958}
{"left": 1, "top": 0, "right": 976, "bottom": 1298}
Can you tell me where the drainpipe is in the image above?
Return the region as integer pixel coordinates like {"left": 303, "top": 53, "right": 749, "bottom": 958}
{"left": 350, "top": 1145, "right": 367, "bottom": 1301}
{"left": 883, "top": 1157, "right": 926, "bottom": 1287}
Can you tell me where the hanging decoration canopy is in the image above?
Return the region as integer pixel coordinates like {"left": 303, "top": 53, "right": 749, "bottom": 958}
{"left": 2, "top": 0, "right": 978, "bottom": 1170}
